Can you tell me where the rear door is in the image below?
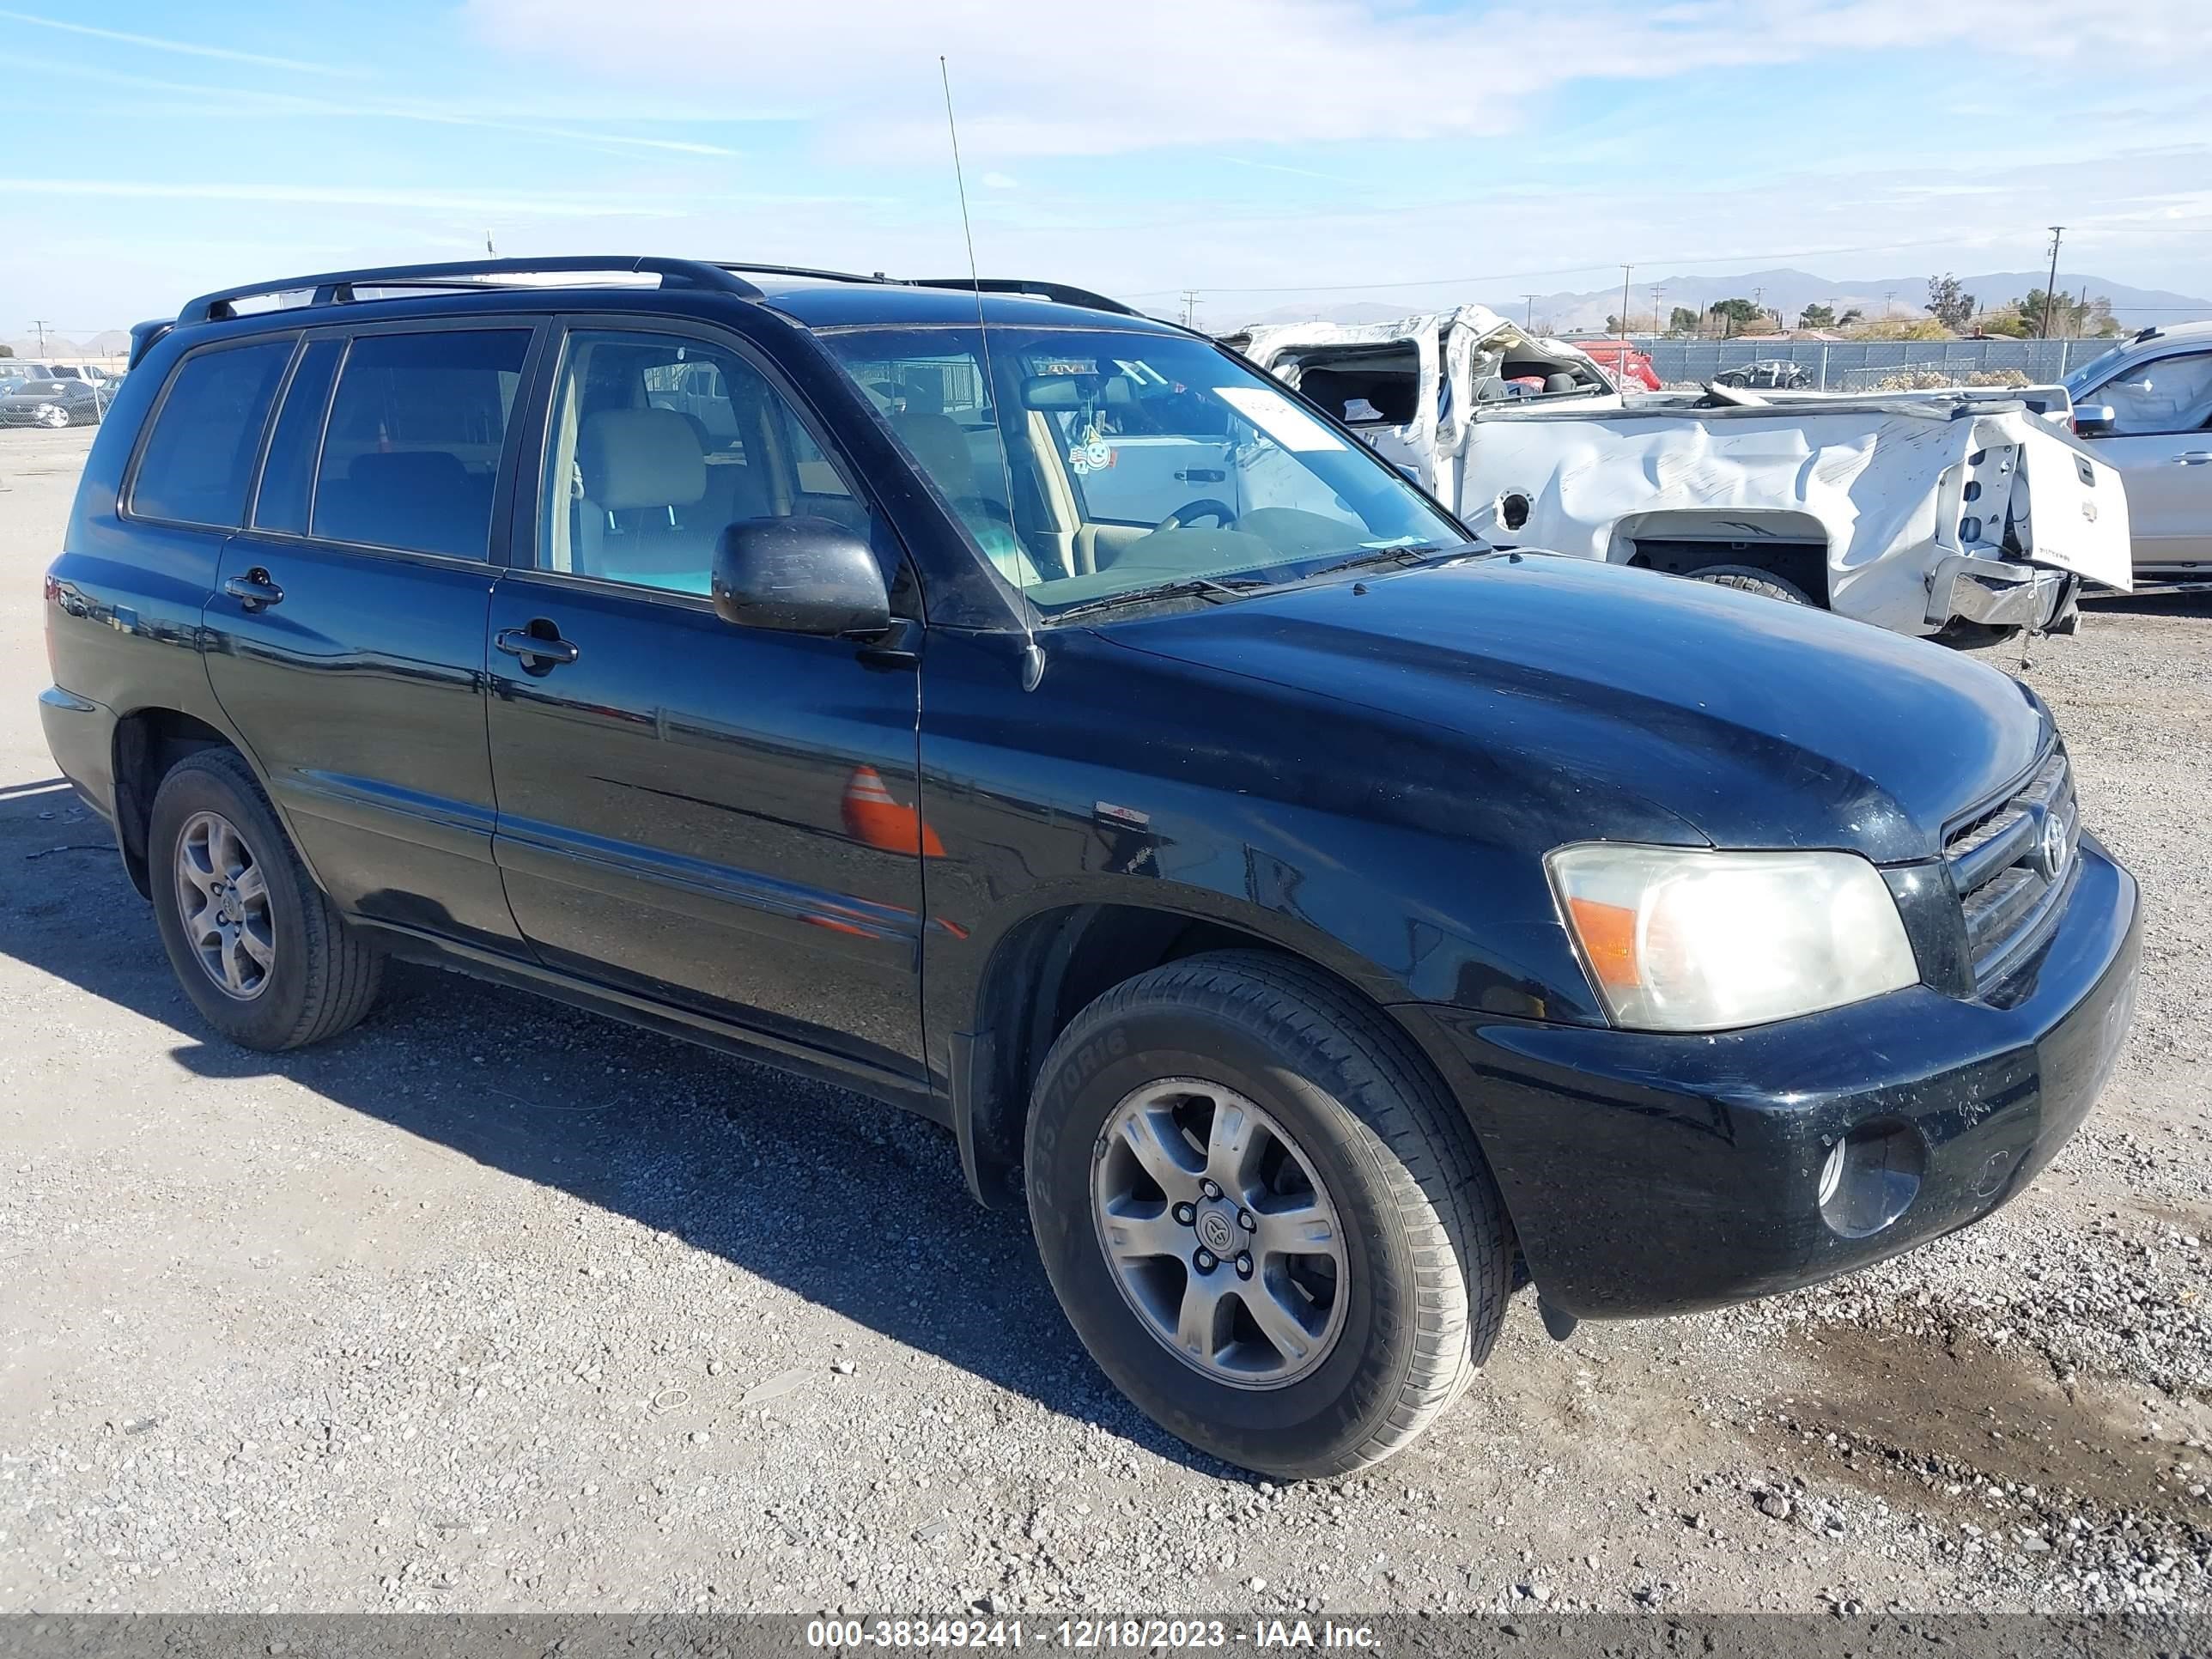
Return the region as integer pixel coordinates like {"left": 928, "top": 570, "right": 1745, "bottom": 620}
{"left": 204, "top": 318, "right": 542, "bottom": 951}
{"left": 2077, "top": 347, "right": 2212, "bottom": 570}
{"left": 483, "top": 316, "right": 927, "bottom": 1083}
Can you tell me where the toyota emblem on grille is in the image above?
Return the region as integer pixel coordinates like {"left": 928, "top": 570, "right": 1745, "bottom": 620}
{"left": 2033, "top": 809, "right": 2069, "bottom": 878}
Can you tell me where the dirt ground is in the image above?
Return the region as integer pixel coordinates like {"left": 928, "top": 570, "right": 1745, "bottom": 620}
{"left": 0, "top": 424, "right": 2206, "bottom": 1617}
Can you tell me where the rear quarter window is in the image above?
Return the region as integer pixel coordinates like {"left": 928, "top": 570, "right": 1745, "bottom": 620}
{"left": 128, "top": 339, "right": 295, "bottom": 527}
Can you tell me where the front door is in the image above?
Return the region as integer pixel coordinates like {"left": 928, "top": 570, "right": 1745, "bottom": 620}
{"left": 204, "top": 322, "right": 539, "bottom": 951}
{"left": 484, "top": 321, "right": 928, "bottom": 1081}
{"left": 2081, "top": 348, "right": 2212, "bottom": 570}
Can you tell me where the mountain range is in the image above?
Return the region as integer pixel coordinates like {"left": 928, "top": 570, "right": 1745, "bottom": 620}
{"left": 1236, "top": 268, "right": 2212, "bottom": 333}
{"left": 2, "top": 329, "right": 132, "bottom": 362}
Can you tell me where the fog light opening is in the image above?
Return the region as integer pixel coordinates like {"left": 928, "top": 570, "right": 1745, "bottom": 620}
{"left": 1817, "top": 1120, "right": 1926, "bottom": 1239}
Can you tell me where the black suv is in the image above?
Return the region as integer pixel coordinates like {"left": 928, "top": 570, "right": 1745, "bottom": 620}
{"left": 40, "top": 258, "right": 2140, "bottom": 1478}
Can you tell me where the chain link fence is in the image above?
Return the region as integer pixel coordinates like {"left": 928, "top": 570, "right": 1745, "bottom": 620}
{"left": 1635, "top": 337, "right": 2120, "bottom": 392}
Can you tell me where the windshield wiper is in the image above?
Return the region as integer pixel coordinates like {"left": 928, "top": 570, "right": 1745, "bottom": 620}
{"left": 1299, "top": 539, "right": 1484, "bottom": 582}
{"left": 1046, "top": 575, "right": 1267, "bottom": 623}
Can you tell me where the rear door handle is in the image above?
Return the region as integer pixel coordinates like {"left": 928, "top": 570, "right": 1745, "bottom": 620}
{"left": 2174, "top": 451, "right": 2212, "bottom": 465}
{"left": 222, "top": 569, "right": 283, "bottom": 610}
{"left": 495, "top": 627, "right": 580, "bottom": 667}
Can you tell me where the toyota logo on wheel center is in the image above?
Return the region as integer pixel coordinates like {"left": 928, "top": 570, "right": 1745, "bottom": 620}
{"left": 1196, "top": 1208, "right": 1237, "bottom": 1254}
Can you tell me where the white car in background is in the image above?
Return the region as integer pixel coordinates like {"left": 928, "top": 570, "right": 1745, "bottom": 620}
{"left": 2063, "top": 323, "right": 2212, "bottom": 577}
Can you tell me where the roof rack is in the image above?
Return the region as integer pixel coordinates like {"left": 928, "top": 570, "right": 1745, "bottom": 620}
{"left": 714, "top": 261, "right": 896, "bottom": 287}
{"left": 908, "top": 277, "right": 1149, "bottom": 319}
{"left": 178, "top": 256, "right": 765, "bottom": 325}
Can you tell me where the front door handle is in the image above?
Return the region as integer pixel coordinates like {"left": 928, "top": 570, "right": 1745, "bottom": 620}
{"left": 495, "top": 626, "right": 580, "bottom": 668}
{"left": 222, "top": 569, "right": 283, "bottom": 611}
{"left": 2174, "top": 451, "right": 2212, "bottom": 465}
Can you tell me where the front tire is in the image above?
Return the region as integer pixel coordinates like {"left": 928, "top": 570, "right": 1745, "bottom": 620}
{"left": 148, "top": 748, "right": 384, "bottom": 1051}
{"left": 1026, "top": 951, "right": 1511, "bottom": 1478}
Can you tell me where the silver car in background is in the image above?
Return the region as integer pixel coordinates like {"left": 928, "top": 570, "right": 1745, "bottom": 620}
{"left": 2065, "top": 322, "right": 2212, "bottom": 578}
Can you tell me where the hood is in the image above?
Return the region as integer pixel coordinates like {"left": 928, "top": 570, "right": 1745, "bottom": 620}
{"left": 1103, "top": 554, "right": 2047, "bottom": 864}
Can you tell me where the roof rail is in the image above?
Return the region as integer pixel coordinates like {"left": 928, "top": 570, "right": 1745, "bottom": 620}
{"left": 908, "top": 277, "right": 1148, "bottom": 319}
{"left": 714, "top": 261, "right": 896, "bottom": 287}
{"left": 177, "top": 256, "right": 764, "bottom": 325}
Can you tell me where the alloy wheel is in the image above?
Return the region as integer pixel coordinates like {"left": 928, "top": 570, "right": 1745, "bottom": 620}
{"left": 173, "top": 810, "right": 276, "bottom": 1000}
{"left": 1091, "top": 1078, "right": 1348, "bottom": 1389}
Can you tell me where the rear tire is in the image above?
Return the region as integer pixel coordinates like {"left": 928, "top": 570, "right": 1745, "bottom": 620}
{"left": 1688, "top": 563, "right": 1814, "bottom": 605}
{"left": 148, "top": 748, "right": 383, "bottom": 1051}
{"left": 1026, "top": 950, "right": 1511, "bottom": 1479}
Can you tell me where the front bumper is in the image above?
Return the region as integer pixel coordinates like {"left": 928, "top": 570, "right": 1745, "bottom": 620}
{"left": 1926, "top": 553, "right": 2076, "bottom": 632}
{"left": 1405, "top": 836, "right": 2140, "bottom": 1321}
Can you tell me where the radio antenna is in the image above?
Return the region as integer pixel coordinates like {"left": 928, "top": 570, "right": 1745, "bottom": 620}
{"left": 939, "top": 54, "right": 1042, "bottom": 690}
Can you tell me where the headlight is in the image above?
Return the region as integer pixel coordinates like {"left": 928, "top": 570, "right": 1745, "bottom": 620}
{"left": 1547, "top": 843, "right": 1917, "bottom": 1031}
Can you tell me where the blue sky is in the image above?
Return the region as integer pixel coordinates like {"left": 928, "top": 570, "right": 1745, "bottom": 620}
{"left": 5, "top": 0, "right": 2211, "bottom": 337}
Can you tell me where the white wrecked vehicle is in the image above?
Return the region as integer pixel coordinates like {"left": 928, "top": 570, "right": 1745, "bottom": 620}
{"left": 1227, "top": 307, "right": 2133, "bottom": 638}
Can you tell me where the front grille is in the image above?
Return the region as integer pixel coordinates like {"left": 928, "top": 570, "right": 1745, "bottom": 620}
{"left": 1944, "top": 747, "right": 2079, "bottom": 989}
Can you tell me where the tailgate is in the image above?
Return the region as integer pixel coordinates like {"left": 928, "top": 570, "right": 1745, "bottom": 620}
{"left": 2017, "top": 434, "right": 2133, "bottom": 592}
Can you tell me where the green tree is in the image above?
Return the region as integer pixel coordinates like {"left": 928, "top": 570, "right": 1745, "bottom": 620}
{"left": 1838, "top": 307, "right": 1865, "bottom": 326}
{"left": 1709, "top": 297, "right": 1762, "bottom": 336}
{"left": 1797, "top": 302, "right": 1837, "bottom": 330}
{"left": 2008, "top": 289, "right": 2122, "bottom": 338}
{"left": 0, "top": 343, "right": 14, "bottom": 358}
{"left": 1668, "top": 306, "right": 1700, "bottom": 335}
{"left": 1925, "top": 274, "right": 1975, "bottom": 331}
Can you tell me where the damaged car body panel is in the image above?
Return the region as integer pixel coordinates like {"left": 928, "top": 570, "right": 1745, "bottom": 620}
{"left": 1236, "top": 307, "right": 2133, "bottom": 637}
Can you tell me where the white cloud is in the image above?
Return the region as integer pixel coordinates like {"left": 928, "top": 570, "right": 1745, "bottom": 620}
{"left": 0, "top": 6, "right": 365, "bottom": 77}
{"left": 0, "top": 179, "right": 682, "bottom": 217}
{"left": 465, "top": 0, "right": 2211, "bottom": 158}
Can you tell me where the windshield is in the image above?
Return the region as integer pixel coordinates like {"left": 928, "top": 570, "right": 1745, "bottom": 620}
{"left": 818, "top": 324, "right": 1465, "bottom": 615}
{"left": 2063, "top": 342, "right": 2134, "bottom": 398}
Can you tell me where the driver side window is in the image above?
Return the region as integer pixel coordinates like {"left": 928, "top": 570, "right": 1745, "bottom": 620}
{"left": 2095, "top": 351, "right": 2212, "bottom": 436}
{"left": 537, "top": 329, "right": 869, "bottom": 597}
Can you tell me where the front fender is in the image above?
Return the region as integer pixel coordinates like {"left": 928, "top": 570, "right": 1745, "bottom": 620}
{"left": 914, "top": 626, "right": 1652, "bottom": 1199}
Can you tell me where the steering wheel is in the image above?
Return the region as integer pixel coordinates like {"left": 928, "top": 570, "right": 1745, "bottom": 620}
{"left": 1156, "top": 497, "right": 1238, "bottom": 532}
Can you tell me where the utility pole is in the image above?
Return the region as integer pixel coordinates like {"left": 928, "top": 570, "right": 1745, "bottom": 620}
{"left": 2042, "top": 226, "right": 2064, "bottom": 339}
{"left": 485, "top": 228, "right": 496, "bottom": 256}
{"left": 1522, "top": 294, "right": 1537, "bottom": 331}
{"left": 1619, "top": 264, "right": 1632, "bottom": 358}
{"left": 1752, "top": 286, "right": 1765, "bottom": 331}
{"left": 1178, "top": 289, "right": 1199, "bottom": 329}
{"left": 31, "top": 319, "right": 51, "bottom": 353}
{"left": 1651, "top": 286, "right": 1665, "bottom": 333}
{"left": 1884, "top": 289, "right": 1897, "bottom": 320}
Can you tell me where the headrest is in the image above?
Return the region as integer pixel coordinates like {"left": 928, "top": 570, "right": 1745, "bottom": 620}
{"left": 579, "top": 406, "right": 705, "bottom": 510}
{"left": 889, "top": 411, "right": 976, "bottom": 499}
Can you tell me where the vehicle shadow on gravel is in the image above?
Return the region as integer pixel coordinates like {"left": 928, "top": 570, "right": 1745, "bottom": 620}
{"left": 0, "top": 776, "right": 1230, "bottom": 1474}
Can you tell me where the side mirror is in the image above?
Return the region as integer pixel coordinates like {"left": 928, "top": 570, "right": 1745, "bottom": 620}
{"left": 2071, "top": 404, "right": 2116, "bottom": 437}
{"left": 711, "top": 517, "right": 890, "bottom": 637}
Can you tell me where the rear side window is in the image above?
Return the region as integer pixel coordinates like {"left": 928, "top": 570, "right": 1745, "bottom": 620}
{"left": 312, "top": 330, "right": 530, "bottom": 558}
{"left": 252, "top": 337, "right": 343, "bottom": 536}
{"left": 129, "top": 340, "right": 293, "bottom": 527}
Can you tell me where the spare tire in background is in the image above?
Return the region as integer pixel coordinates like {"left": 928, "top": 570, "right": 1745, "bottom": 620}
{"left": 1687, "top": 564, "right": 1814, "bottom": 605}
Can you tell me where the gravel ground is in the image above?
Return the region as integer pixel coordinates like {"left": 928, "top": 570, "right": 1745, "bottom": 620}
{"left": 0, "top": 425, "right": 2206, "bottom": 1617}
